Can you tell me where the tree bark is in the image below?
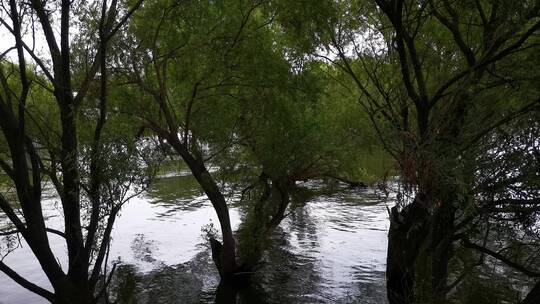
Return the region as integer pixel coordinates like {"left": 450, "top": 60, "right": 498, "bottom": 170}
{"left": 0, "top": 0, "right": 139, "bottom": 302}
{"left": 51, "top": 281, "right": 93, "bottom": 304}
{"left": 237, "top": 175, "right": 292, "bottom": 270}
{"left": 430, "top": 200, "right": 456, "bottom": 304}
{"left": 214, "top": 281, "right": 239, "bottom": 304}
{"left": 386, "top": 197, "right": 429, "bottom": 304}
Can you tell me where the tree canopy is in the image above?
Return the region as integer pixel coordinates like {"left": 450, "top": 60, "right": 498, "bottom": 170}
{"left": 0, "top": 0, "right": 538, "bottom": 303}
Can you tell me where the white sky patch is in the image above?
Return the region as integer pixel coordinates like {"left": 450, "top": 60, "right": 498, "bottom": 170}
{"left": 0, "top": 3, "right": 81, "bottom": 73}
{"left": 312, "top": 26, "right": 387, "bottom": 68}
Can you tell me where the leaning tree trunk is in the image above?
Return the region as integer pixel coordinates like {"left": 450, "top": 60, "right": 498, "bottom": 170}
{"left": 188, "top": 161, "right": 238, "bottom": 280}
{"left": 169, "top": 140, "right": 238, "bottom": 280}
{"left": 386, "top": 197, "right": 429, "bottom": 304}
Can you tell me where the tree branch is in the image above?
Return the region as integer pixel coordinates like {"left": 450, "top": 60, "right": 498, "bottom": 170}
{"left": 0, "top": 261, "right": 54, "bottom": 301}
{"left": 461, "top": 238, "right": 540, "bottom": 277}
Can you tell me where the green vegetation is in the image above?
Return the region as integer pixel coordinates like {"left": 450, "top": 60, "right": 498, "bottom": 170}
{"left": 0, "top": 0, "right": 538, "bottom": 303}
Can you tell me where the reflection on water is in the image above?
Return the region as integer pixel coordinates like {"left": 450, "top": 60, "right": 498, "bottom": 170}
{"left": 0, "top": 174, "right": 390, "bottom": 304}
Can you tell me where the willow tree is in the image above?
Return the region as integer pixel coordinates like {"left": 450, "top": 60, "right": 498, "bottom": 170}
{"left": 0, "top": 1, "right": 145, "bottom": 303}
{"left": 347, "top": 2, "right": 539, "bottom": 303}
{"left": 113, "top": 0, "right": 377, "bottom": 282}
{"left": 268, "top": 0, "right": 540, "bottom": 302}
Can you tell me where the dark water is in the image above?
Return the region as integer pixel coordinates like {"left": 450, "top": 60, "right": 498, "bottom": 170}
{"left": 0, "top": 172, "right": 390, "bottom": 304}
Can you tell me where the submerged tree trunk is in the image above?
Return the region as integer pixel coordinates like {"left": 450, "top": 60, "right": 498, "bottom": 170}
{"left": 213, "top": 279, "right": 239, "bottom": 304}
{"left": 235, "top": 174, "right": 293, "bottom": 270}
{"left": 386, "top": 197, "right": 429, "bottom": 304}
{"left": 52, "top": 282, "right": 93, "bottom": 304}
{"left": 190, "top": 164, "right": 238, "bottom": 280}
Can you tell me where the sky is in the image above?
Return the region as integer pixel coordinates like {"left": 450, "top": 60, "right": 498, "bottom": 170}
{"left": 0, "top": 3, "right": 82, "bottom": 67}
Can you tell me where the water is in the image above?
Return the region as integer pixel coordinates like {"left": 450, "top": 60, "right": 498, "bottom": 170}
{"left": 0, "top": 172, "right": 391, "bottom": 304}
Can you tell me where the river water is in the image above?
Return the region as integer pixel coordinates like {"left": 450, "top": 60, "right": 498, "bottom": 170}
{"left": 0, "top": 170, "right": 390, "bottom": 304}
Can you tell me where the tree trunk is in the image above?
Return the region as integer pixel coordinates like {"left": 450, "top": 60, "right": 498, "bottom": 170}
{"left": 236, "top": 175, "right": 292, "bottom": 270}
{"left": 214, "top": 279, "right": 239, "bottom": 304}
{"left": 52, "top": 280, "right": 94, "bottom": 304}
{"left": 430, "top": 201, "right": 456, "bottom": 304}
{"left": 386, "top": 198, "right": 429, "bottom": 304}
{"left": 192, "top": 166, "right": 237, "bottom": 280}
{"left": 169, "top": 140, "right": 238, "bottom": 280}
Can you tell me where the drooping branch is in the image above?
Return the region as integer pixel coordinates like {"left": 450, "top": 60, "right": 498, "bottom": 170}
{"left": 0, "top": 261, "right": 54, "bottom": 301}
{"left": 461, "top": 238, "right": 540, "bottom": 277}
{"left": 0, "top": 228, "right": 65, "bottom": 238}
{"left": 430, "top": 19, "right": 540, "bottom": 107}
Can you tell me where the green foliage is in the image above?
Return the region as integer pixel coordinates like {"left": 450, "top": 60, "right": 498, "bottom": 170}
{"left": 114, "top": 0, "right": 384, "bottom": 186}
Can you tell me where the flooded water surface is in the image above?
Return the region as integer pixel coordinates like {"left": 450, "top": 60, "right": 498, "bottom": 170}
{"left": 0, "top": 171, "right": 390, "bottom": 304}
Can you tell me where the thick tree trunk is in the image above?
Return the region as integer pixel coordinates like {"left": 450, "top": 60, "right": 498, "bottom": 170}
{"left": 430, "top": 201, "right": 456, "bottom": 304}
{"left": 265, "top": 177, "right": 291, "bottom": 231}
{"left": 236, "top": 176, "right": 292, "bottom": 270}
{"left": 58, "top": 98, "right": 86, "bottom": 280}
{"left": 52, "top": 282, "right": 94, "bottom": 304}
{"left": 214, "top": 281, "right": 238, "bottom": 304}
{"left": 386, "top": 198, "right": 429, "bottom": 304}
